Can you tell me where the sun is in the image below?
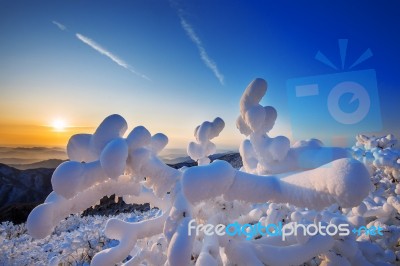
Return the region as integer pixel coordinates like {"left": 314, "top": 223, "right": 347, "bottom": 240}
{"left": 52, "top": 119, "right": 66, "bottom": 131}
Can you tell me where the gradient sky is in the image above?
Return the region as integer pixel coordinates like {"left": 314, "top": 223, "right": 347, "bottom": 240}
{"left": 0, "top": 0, "right": 399, "bottom": 149}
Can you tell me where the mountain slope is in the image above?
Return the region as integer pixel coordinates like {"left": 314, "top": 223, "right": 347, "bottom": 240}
{"left": 9, "top": 159, "right": 66, "bottom": 170}
{"left": 0, "top": 164, "right": 53, "bottom": 223}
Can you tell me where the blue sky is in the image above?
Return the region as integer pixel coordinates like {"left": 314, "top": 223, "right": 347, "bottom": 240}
{"left": 0, "top": 0, "right": 399, "bottom": 149}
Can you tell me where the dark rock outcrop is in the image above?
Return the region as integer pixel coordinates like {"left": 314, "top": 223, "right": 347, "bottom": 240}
{"left": 81, "top": 194, "right": 151, "bottom": 217}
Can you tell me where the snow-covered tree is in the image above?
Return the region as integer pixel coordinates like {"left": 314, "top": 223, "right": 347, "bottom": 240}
{"left": 25, "top": 78, "right": 400, "bottom": 266}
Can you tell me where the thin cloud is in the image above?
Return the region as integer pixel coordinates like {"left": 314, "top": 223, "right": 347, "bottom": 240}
{"left": 76, "top": 33, "right": 150, "bottom": 81}
{"left": 179, "top": 15, "right": 224, "bottom": 85}
{"left": 52, "top": 21, "right": 67, "bottom": 31}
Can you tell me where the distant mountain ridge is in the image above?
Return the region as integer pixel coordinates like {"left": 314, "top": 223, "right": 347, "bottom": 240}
{"left": 0, "top": 158, "right": 40, "bottom": 165}
{"left": 169, "top": 152, "right": 242, "bottom": 169}
{"left": 9, "top": 159, "right": 66, "bottom": 170}
{"left": 163, "top": 156, "right": 193, "bottom": 165}
{"left": 3, "top": 151, "right": 239, "bottom": 170}
{"left": 0, "top": 146, "right": 67, "bottom": 165}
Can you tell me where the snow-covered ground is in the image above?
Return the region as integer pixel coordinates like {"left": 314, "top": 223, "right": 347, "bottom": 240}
{"left": 0, "top": 209, "right": 161, "bottom": 265}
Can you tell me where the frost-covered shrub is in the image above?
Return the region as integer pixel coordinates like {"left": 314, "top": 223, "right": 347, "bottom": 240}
{"left": 353, "top": 134, "right": 400, "bottom": 180}
{"left": 0, "top": 210, "right": 159, "bottom": 265}
{"left": 22, "top": 78, "right": 400, "bottom": 265}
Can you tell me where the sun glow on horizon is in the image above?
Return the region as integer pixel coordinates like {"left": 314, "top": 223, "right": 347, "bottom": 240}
{"left": 52, "top": 119, "right": 66, "bottom": 132}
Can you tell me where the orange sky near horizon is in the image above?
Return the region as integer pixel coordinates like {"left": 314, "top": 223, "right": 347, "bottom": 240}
{"left": 0, "top": 124, "right": 95, "bottom": 147}
{"left": 0, "top": 120, "right": 289, "bottom": 150}
{"left": 0, "top": 123, "right": 247, "bottom": 150}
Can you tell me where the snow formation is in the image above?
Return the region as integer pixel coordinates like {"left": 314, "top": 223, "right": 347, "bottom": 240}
{"left": 187, "top": 117, "right": 225, "bottom": 165}
{"left": 21, "top": 78, "right": 400, "bottom": 265}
